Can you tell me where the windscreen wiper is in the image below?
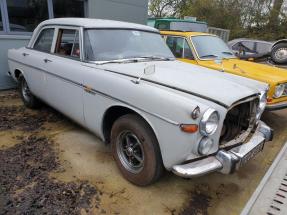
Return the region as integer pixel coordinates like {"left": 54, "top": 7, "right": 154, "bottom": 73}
{"left": 200, "top": 54, "right": 219, "bottom": 59}
{"left": 96, "top": 59, "right": 139, "bottom": 65}
{"left": 222, "top": 51, "right": 234, "bottom": 56}
{"left": 137, "top": 56, "right": 175, "bottom": 61}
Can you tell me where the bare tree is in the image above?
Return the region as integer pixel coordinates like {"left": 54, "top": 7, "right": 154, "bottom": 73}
{"left": 149, "top": 0, "right": 183, "bottom": 17}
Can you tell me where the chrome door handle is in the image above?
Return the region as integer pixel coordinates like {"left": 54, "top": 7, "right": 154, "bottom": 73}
{"left": 22, "top": 53, "right": 29, "bottom": 57}
{"left": 43, "top": 58, "right": 52, "bottom": 63}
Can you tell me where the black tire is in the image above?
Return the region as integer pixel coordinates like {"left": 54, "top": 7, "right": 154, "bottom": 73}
{"left": 111, "top": 114, "right": 164, "bottom": 186}
{"left": 18, "top": 75, "right": 41, "bottom": 109}
{"left": 271, "top": 43, "right": 287, "bottom": 64}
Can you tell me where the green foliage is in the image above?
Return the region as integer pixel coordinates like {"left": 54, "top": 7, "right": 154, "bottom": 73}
{"left": 149, "top": 0, "right": 287, "bottom": 41}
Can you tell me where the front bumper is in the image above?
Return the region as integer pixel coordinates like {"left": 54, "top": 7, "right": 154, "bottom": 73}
{"left": 172, "top": 121, "right": 273, "bottom": 178}
{"left": 266, "top": 100, "right": 287, "bottom": 111}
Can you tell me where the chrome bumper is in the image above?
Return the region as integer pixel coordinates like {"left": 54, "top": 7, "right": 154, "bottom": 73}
{"left": 266, "top": 101, "right": 287, "bottom": 111}
{"left": 172, "top": 121, "right": 273, "bottom": 178}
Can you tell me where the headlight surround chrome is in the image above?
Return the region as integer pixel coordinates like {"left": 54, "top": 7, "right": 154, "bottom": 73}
{"left": 274, "top": 84, "right": 285, "bottom": 98}
{"left": 199, "top": 109, "right": 220, "bottom": 136}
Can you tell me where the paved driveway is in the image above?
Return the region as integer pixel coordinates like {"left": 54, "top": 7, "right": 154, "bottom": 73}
{"left": 0, "top": 90, "right": 286, "bottom": 215}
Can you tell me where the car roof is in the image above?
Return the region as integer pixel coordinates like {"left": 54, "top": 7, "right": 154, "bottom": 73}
{"left": 148, "top": 18, "right": 207, "bottom": 24}
{"left": 160, "top": 30, "right": 214, "bottom": 37}
{"left": 228, "top": 38, "right": 273, "bottom": 44}
{"left": 40, "top": 18, "right": 159, "bottom": 33}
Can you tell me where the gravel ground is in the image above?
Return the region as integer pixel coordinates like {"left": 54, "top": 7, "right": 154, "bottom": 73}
{"left": 0, "top": 90, "right": 286, "bottom": 215}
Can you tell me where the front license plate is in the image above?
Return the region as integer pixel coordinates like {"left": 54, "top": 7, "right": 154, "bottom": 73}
{"left": 240, "top": 141, "right": 265, "bottom": 167}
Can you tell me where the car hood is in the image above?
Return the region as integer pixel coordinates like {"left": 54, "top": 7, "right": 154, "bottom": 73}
{"left": 199, "top": 58, "right": 287, "bottom": 84}
{"left": 96, "top": 60, "right": 264, "bottom": 108}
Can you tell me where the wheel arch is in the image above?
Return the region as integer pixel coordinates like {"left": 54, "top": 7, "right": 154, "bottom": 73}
{"left": 14, "top": 68, "right": 25, "bottom": 81}
{"left": 101, "top": 105, "right": 160, "bottom": 146}
{"left": 272, "top": 39, "right": 287, "bottom": 48}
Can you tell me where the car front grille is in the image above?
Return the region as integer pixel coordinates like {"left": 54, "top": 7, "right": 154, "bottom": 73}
{"left": 220, "top": 97, "right": 259, "bottom": 145}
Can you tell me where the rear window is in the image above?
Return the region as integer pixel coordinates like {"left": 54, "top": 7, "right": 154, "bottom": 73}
{"left": 33, "top": 28, "right": 55, "bottom": 52}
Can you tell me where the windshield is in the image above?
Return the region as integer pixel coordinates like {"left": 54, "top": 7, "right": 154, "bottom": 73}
{"left": 84, "top": 29, "right": 174, "bottom": 62}
{"left": 191, "top": 35, "right": 236, "bottom": 59}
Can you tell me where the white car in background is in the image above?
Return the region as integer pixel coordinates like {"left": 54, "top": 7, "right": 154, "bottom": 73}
{"left": 8, "top": 18, "right": 273, "bottom": 186}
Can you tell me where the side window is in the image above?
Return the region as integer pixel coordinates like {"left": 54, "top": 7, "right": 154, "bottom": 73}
{"left": 55, "top": 29, "right": 80, "bottom": 59}
{"left": 240, "top": 41, "right": 257, "bottom": 53}
{"left": 166, "top": 36, "right": 184, "bottom": 58}
{"left": 183, "top": 40, "right": 194, "bottom": 59}
{"left": 33, "top": 28, "right": 55, "bottom": 52}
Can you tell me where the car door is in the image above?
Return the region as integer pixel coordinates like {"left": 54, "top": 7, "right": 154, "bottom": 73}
{"left": 165, "top": 36, "right": 196, "bottom": 64}
{"left": 43, "top": 27, "right": 85, "bottom": 125}
{"left": 21, "top": 27, "right": 56, "bottom": 99}
{"left": 236, "top": 41, "right": 257, "bottom": 58}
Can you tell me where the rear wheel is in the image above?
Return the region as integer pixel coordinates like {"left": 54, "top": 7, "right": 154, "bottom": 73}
{"left": 111, "top": 114, "right": 164, "bottom": 186}
{"left": 271, "top": 43, "right": 287, "bottom": 64}
{"left": 18, "top": 75, "right": 41, "bottom": 109}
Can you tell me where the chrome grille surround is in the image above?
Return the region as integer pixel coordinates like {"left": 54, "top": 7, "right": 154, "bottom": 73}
{"left": 219, "top": 95, "right": 260, "bottom": 148}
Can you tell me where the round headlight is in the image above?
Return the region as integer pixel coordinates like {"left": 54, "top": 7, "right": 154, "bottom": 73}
{"left": 198, "top": 137, "right": 214, "bottom": 155}
{"left": 200, "top": 109, "right": 220, "bottom": 136}
{"left": 274, "top": 84, "right": 285, "bottom": 98}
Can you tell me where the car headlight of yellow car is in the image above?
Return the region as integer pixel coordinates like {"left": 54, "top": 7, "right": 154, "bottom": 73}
{"left": 274, "top": 84, "right": 285, "bottom": 98}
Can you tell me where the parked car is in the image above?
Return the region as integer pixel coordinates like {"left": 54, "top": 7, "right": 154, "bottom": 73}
{"left": 229, "top": 38, "right": 287, "bottom": 64}
{"left": 8, "top": 18, "right": 272, "bottom": 186}
{"left": 271, "top": 39, "right": 287, "bottom": 64}
{"left": 228, "top": 38, "right": 273, "bottom": 60}
{"left": 161, "top": 31, "right": 287, "bottom": 110}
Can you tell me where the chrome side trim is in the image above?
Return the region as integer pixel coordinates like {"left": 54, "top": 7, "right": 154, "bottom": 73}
{"left": 8, "top": 58, "right": 179, "bottom": 126}
{"left": 266, "top": 100, "right": 287, "bottom": 111}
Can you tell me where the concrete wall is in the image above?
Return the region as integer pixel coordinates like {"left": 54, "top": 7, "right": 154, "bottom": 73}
{"left": 88, "top": 0, "right": 148, "bottom": 24}
{"left": 0, "top": 35, "right": 30, "bottom": 89}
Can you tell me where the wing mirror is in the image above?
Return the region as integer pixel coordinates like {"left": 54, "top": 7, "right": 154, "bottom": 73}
{"left": 132, "top": 65, "right": 155, "bottom": 84}
{"left": 214, "top": 57, "right": 224, "bottom": 72}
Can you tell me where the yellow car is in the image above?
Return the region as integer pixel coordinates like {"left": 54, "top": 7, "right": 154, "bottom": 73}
{"left": 161, "top": 31, "right": 287, "bottom": 110}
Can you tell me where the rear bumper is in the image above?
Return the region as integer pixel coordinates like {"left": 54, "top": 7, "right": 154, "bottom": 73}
{"left": 266, "top": 101, "right": 287, "bottom": 111}
{"left": 172, "top": 121, "right": 273, "bottom": 178}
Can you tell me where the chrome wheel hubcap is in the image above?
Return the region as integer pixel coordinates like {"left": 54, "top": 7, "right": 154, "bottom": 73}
{"left": 116, "top": 131, "right": 144, "bottom": 174}
{"left": 22, "top": 79, "right": 31, "bottom": 102}
{"left": 275, "top": 48, "right": 287, "bottom": 61}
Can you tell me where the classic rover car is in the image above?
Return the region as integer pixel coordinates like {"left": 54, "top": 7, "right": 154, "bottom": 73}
{"left": 8, "top": 18, "right": 272, "bottom": 186}
{"left": 160, "top": 30, "right": 287, "bottom": 110}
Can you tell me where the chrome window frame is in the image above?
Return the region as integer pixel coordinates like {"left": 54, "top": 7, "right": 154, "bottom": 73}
{"left": 165, "top": 35, "right": 195, "bottom": 59}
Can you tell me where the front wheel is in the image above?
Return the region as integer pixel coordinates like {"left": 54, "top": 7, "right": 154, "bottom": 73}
{"left": 18, "top": 75, "right": 41, "bottom": 109}
{"left": 271, "top": 43, "right": 287, "bottom": 64}
{"left": 111, "top": 114, "right": 164, "bottom": 186}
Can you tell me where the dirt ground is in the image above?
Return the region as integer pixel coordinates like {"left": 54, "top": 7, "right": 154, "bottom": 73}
{"left": 0, "top": 90, "right": 286, "bottom": 215}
